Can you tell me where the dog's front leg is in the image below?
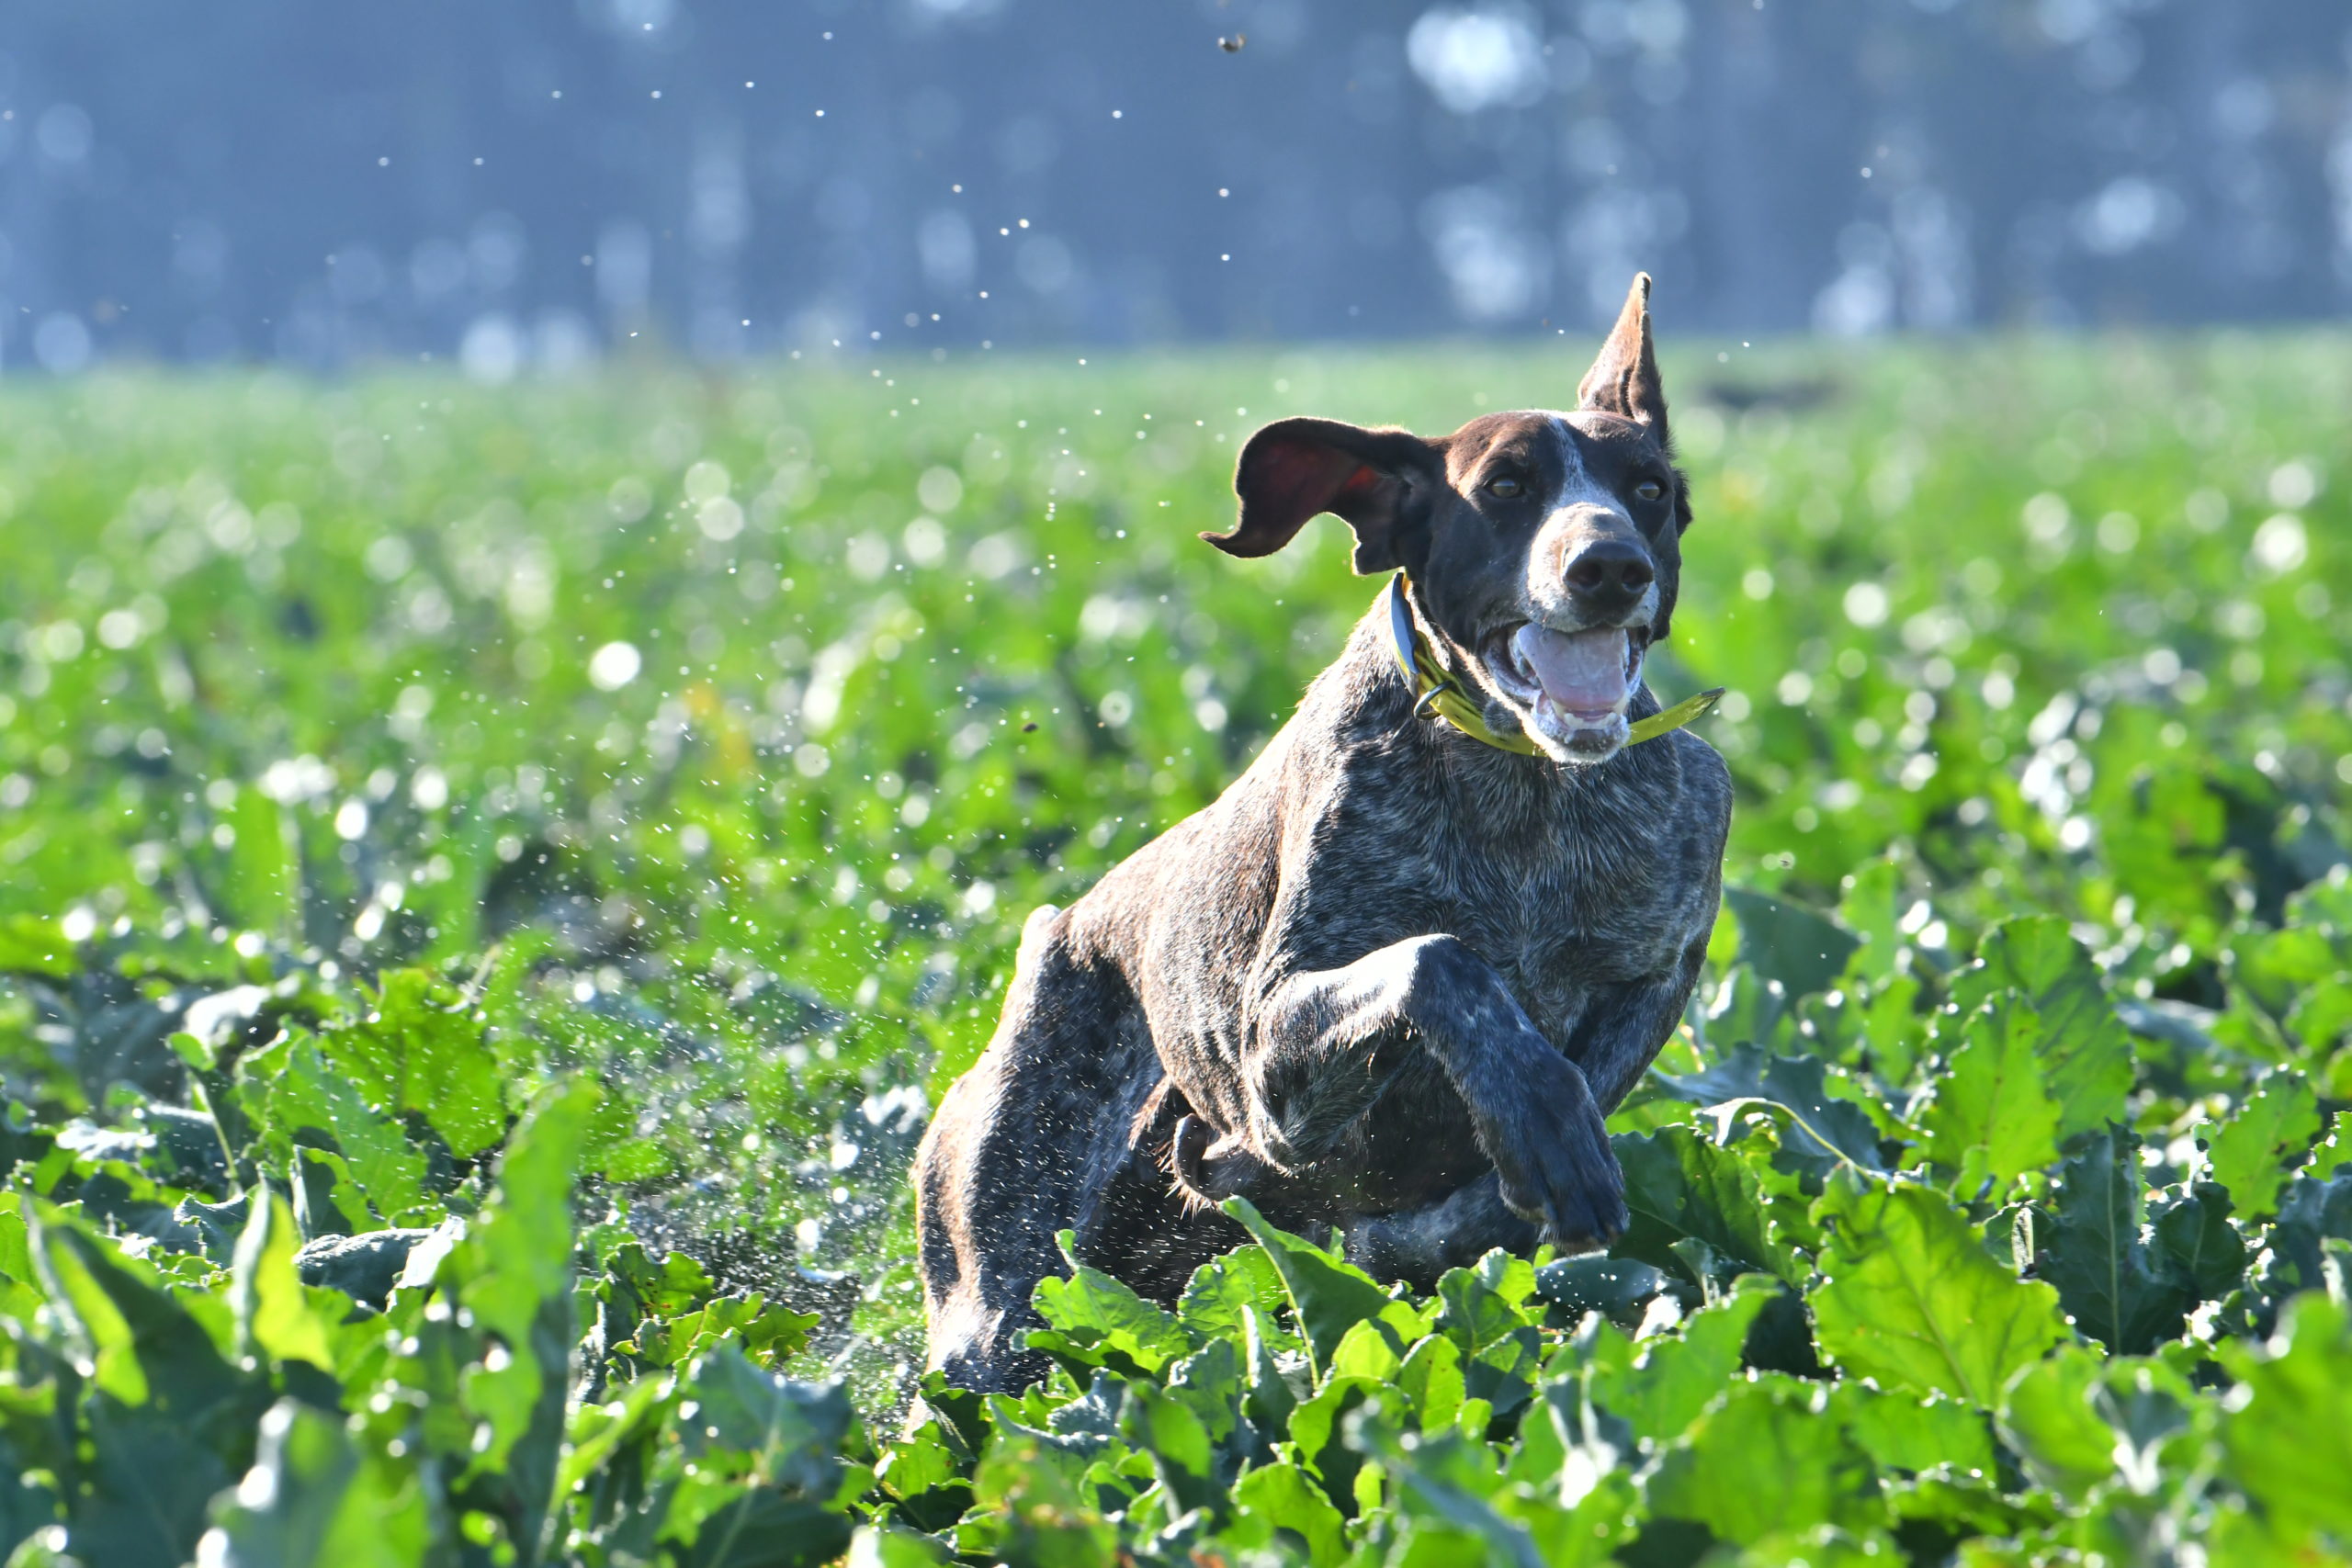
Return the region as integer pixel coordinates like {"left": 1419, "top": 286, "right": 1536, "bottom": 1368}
{"left": 1241, "top": 934, "right": 1629, "bottom": 1248}
{"left": 1564, "top": 936, "right": 1713, "bottom": 1116}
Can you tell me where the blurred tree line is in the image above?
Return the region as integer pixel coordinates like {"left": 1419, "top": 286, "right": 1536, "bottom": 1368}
{"left": 0, "top": 0, "right": 2346, "bottom": 372}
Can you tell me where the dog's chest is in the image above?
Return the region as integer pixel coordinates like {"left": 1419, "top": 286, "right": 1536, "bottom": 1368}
{"left": 1430, "top": 793, "right": 1702, "bottom": 1032}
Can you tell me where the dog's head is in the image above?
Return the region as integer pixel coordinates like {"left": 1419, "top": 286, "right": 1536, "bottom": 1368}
{"left": 1205, "top": 274, "right": 1687, "bottom": 766}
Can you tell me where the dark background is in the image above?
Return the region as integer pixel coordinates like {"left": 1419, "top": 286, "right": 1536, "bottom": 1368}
{"left": 4, "top": 0, "right": 2348, "bottom": 373}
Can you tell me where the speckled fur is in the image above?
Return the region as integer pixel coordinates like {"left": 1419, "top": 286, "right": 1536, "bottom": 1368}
{"left": 915, "top": 277, "right": 1732, "bottom": 1391}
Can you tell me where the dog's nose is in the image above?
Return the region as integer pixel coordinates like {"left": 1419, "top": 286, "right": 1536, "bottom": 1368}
{"left": 1563, "top": 539, "right": 1654, "bottom": 606}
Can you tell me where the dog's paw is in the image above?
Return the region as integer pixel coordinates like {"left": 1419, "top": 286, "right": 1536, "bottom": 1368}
{"left": 1482, "top": 1071, "right": 1628, "bottom": 1250}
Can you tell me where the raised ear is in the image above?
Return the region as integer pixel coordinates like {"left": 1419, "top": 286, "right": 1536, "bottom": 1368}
{"left": 1205, "top": 417, "right": 1440, "bottom": 574}
{"left": 1577, "top": 272, "right": 1669, "bottom": 441}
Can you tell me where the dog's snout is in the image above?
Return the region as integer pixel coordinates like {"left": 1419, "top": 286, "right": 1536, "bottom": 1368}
{"left": 1563, "top": 538, "right": 1654, "bottom": 606}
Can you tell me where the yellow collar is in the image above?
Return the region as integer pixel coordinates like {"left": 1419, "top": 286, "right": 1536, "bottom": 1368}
{"left": 1383, "top": 574, "right": 1722, "bottom": 756}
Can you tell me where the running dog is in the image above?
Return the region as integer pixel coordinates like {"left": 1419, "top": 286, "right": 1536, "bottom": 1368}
{"left": 915, "top": 276, "right": 1731, "bottom": 1391}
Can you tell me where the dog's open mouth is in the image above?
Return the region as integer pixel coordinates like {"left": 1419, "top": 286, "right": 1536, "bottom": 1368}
{"left": 1481, "top": 623, "right": 1647, "bottom": 758}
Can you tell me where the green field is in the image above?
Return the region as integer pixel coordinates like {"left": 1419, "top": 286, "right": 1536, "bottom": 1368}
{"left": 2, "top": 336, "right": 2350, "bottom": 1564}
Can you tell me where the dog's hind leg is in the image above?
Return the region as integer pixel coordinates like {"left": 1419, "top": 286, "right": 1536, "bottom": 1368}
{"left": 1342, "top": 1172, "right": 1538, "bottom": 1290}
{"left": 914, "top": 906, "right": 1159, "bottom": 1392}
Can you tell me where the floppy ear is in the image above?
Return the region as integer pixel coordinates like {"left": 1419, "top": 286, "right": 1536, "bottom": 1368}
{"left": 1206, "top": 417, "right": 1440, "bottom": 574}
{"left": 1577, "top": 272, "right": 1669, "bottom": 442}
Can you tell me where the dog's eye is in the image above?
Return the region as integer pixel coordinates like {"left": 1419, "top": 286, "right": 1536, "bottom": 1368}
{"left": 1486, "top": 476, "right": 1524, "bottom": 500}
{"left": 1634, "top": 479, "right": 1666, "bottom": 502}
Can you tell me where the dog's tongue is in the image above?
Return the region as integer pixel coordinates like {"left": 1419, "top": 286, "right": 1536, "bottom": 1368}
{"left": 1513, "top": 625, "right": 1631, "bottom": 715}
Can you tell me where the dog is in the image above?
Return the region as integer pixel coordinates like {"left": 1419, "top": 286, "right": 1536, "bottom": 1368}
{"left": 914, "top": 276, "right": 1732, "bottom": 1392}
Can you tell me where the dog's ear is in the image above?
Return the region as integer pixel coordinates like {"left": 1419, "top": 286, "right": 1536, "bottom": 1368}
{"left": 1207, "top": 417, "right": 1439, "bottom": 574}
{"left": 1577, "top": 272, "right": 1668, "bottom": 442}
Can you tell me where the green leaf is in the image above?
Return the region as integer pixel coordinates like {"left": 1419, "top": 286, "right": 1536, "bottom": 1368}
{"left": 1462, "top": 1325, "right": 1542, "bottom": 1424}
{"left": 1736, "top": 1526, "right": 1911, "bottom": 1567}
{"left": 1612, "top": 1125, "right": 1795, "bottom": 1284}
{"left": 24, "top": 1206, "right": 254, "bottom": 1566}
{"left": 231, "top": 1190, "right": 337, "bottom": 1371}
{"left": 1433, "top": 1249, "right": 1541, "bottom": 1352}
{"left": 600, "top": 1134, "right": 673, "bottom": 1183}
{"left": 1029, "top": 1233, "right": 1189, "bottom": 1377}
{"left": 322, "top": 968, "right": 509, "bottom": 1159}
{"left": 1350, "top": 1415, "right": 1546, "bottom": 1568}
{"left": 1117, "top": 1382, "right": 1217, "bottom": 1515}
{"left": 910, "top": 1371, "right": 987, "bottom": 1462}
{"left": 0, "top": 1442, "right": 57, "bottom": 1567}
{"left": 1223, "top": 1195, "right": 1397, "bottom": 1379}
{"left": 1724, "top": 887, "right": 1860, "bottom": 1005}
{"left": 1176, "top": 1239, "right": 1295, "bottom": 1352}
{"left": 1233, "top": 1460, "right": 1348, "bottom": 1567}
{"left": 289, "top": 1145, "right": 372, "bottom": 1241}
{"left": 1285, "top": 1376, "right": 1379, "bottom": 1507}
{"left": 1852, "top": 973, "right": 1930, "bottom": 1087}
{"left": 844, "top": 1525, "right": 952, "bottom": 1568}
{"left": 224, "top": 786, "right": 300, "bottom": 940}
{"left": 74, "top": 1404, "right": 243, "bottom": 1568}
{"left": 683, "top": 1344, "right": 854, "bottom": 1497}
{"left": 555, "top": 1371, "right": 675, "bottom": 1503}
{"left": 1917, "top": 995, "right": 2062, "bottom": 1188}
{"left": 726, "top": 1296, "right": 822, "bottom": 1365}
{"left": 291, "top": 1227, "right": 435, "bottom": 1307}
{"left": 672, "top": 1489, "right": 854, "bottom": 1568}
{"left": 0, "top": 1213, "right": 33, "bottom": 1288}
{"left": 1995, "top": 1346, "right": 2113, "bottom": 1503}
{"left": 964, "top": 1434, "right": 1115, "bottom": 1565}
{"left": 1645, "top": 1375, "right": 1880, "bottom": 1545}
{"left": 605, "top": 1239, "right": 717, "bottom": 1318}
{"left": 629, "top": 1293, "right": 820, "bottom": 1371}
{"left": 0, "top": 914, "right": 75, "bottom": 978}
{"left": 448, "top": 1079, "right": 595, "bottom": 1341}
{"left": 29, "top": 1201, "right": 245, "bottom": 1409}
{"left": 263, "top": 1038, "right": 428, "bottom": 1221}
{"left": 1589, "top": 1278, "right": 1776, "bottom": 1445}
{"left": 2205, "top": 1072, "right": 2323, "bottom": 1220}
{"left": 1809, "top": 1175, "right": 2068, "bottom": 1406}
{"left": 2149, "top": 1182, "right": 2247, "bottom": 1302}
{"left": 2308, "top": 1117, "right": 2352, "bottom": 1184}
{"left": 1532, "top": 1255, "right": 1671, "bottom": 1327}
{"left": 1655, "top": 1047, "right": 1889, "bottom": 1173}
{"left": 1829, "top": 1382, "right": 1993, "bottom": 1477}
{"left": 1163, "top": 1334, "right": 1244, "bottom": 1449}
{"left": 1396, "top": 1334, "right": 1465, "bottom": 1434}
{"left": 2254, "top": 1170, "right": 2352, "bottom": 1305}
{"left": 2035, "top": 1128, "right": 2190, "bottom": 1353}
{"left": 441, "top": 1079, "right": 598, "bottom": 1548}
{"left": 31, "top": 1203, "right": 150, "bottom": 1407}
{"left": 1834, "top": 854, "right": 1914, "bottom": 986}
{"left": 199, "top": 1399, "right": 429, "bottom": 1567}
{"left": 1327, "top": 1316, "right": 1405, "bottom": 1383}
{"left": 1950, "top": 917, "right": 2132, "bottom": 1141}
{"left": 170, "top": 1029, "right": 218, "bottom": 1072}
{"left": 2219, "top": 1292, "right": 2352, "bottom": 1540}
